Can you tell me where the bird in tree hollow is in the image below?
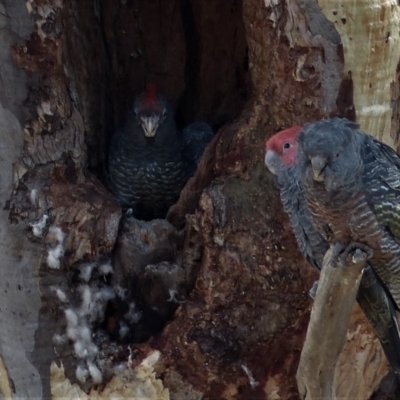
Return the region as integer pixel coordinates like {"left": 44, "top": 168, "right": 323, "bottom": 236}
{"left": 265, "top": 121, "right": 400, "bottom": 374}
{"left": 108, "top": 84, "right": 213, "bottom": 220}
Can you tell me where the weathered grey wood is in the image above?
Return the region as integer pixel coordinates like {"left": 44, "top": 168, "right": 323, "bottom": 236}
{"left": 0, "top": 1, "right": 43, "bottom": 398}
{"left": 296, "top": 244, "right": 367, "bottom": 400}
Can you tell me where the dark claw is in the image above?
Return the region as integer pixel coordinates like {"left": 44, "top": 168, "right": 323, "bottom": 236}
{"left": 351, "top": 248, "right": 368, "bottom": 264}
{"left": 345, "top": 242, "right": 373, "bottom": 259}
{"left": 331, "top": 243, "right": 348, "bottom": 261}
{"left": 330, "top": 242, "right": 373, "bottom": 268}
{"left": 340, "top": 242, "right": 373, "bottom": 266}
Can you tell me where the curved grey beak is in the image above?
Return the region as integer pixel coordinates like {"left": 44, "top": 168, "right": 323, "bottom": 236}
{"left": 311, "top": 155, "right": 327, "bottom": 181}
{"left": 265, "top": 150, "right": 278, "bottom": 175}
{"left": 141, "top": 115, "right": 159, "bottom": 138}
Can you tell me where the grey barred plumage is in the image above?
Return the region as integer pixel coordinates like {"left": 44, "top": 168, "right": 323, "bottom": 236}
{"left": 108, "top": 85, "right": 213, "bottom": 220}
{"left": 297, "top": 118, "right": 400, "bottom": 308}
{"left": 266, "top": 123, "right": 400, "bottom": 374}
{"left": 276, "top": 165, "right": 328, "bottom": 270}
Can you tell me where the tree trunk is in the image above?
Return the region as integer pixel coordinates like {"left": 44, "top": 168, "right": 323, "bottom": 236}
{"left": 1, "top": 0, "right": 399, "bottom": 399}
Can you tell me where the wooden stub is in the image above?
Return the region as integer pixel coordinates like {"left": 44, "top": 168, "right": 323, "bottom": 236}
{"left": 296, "top": 244, "right": 367, "bottom": 400}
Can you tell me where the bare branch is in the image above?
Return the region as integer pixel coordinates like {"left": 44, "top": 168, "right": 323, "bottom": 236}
{"left": 296, "top": 244, "right": 368, "bottom": 400}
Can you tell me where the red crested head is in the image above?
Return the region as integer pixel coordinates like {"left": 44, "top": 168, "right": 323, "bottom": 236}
{"left": 132, "top": 84, "right": 171, "bottom": 138}
{"left": 142, "top": 84, "right": 158, "bottom": 106}
{"left": 266, "top": 125, "right": 302, "bottom": 167}
{"left": 136, "top": 84, "right": 163, "bottom": 115}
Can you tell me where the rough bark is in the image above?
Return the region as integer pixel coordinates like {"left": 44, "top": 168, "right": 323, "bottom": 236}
{"left": 0, "top": 0, "right": 399, "bottom": 399}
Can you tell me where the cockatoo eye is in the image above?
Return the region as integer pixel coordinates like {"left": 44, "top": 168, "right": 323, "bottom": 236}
{"left": 283, "top": 142, "right": 291, "bottom": 151}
